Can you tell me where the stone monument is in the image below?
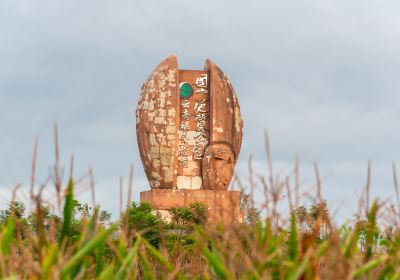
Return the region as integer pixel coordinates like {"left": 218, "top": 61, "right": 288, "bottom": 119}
{"left": 136, "top": 55, "right": 243, "bottom": 223}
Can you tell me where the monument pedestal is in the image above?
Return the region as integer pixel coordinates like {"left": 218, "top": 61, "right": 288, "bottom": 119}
{"left": 140, "top": 189, "right": 243, "bottom": 224}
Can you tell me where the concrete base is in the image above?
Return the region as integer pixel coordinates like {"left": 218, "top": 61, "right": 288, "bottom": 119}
{"left": 140, "top": 189, "right": 243, "bottom": 224}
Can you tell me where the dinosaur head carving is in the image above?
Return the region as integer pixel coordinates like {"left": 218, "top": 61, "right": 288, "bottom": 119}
{"left": 202, "top": 143, "right": 235, "bottom": 190}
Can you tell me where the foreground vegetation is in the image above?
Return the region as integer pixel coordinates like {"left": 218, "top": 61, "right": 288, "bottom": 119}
{"left": 2, "top": 175, "right": 400, "bottom": 279}
{"left": 2, "top": 131, "right": 400, "bottom": 279}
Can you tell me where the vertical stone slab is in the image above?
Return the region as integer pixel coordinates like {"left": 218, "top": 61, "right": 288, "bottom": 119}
{"left": 176, "top": 70, "right": 210, "bottom": 189}
{"left": 205, "top": 59, "right": 243, "bottom": 161}
{"left": 202, "top": 60, "right": 243, "bottom": 190}
{"left": 136, "top": 55, "right": 180, "bottom": 189}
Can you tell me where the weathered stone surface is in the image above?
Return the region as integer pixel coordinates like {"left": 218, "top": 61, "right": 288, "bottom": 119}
{"left": 136, "top": 55, "right": 179, "bottom": 189}
{"left": 202, "top": 143, "right": 235, "bottom": 190}
{"left": 136, "top": 55, "right": 243, "bottom": 191}
{"left": 140, "top": 189, "right": 243, "bottom": 224}
{"left": 205, "top": 59, "right": 243, "bottom": 163}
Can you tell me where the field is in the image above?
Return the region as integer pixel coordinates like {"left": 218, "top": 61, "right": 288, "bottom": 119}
{"left": 1, "top": 134, "right": 400, "bottom": 279}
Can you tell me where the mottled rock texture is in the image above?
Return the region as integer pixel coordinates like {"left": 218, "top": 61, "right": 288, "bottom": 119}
{"left": 136, "top": 55, "right": 243, "bottom": 191}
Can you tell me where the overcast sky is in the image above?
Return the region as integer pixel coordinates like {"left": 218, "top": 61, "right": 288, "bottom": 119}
{"left": 1, "top": 0, "right": 399, "bottom": 221}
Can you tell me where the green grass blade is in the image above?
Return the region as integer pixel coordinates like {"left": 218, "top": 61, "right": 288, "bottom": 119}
{"left": 60, "top": 178, "right": 74, "bottom": 242}
{"left": 317, "top": 240, "right": 329, "bottom": 257}
{"left": 343, "top": 225, "right": 361, "bottom": 259}
{"left": 115, "top": 236, "right": 140, "bottom": 279}
{"left": 287, "top": 251, "right": 310, "bottom": 280}
{"left": 61, "top": 224, "right": 116, "bottom": 277}
{"left": 2, "top": 276, "right": 17, "bottom": 280}
{"left": 351, "top": 256, "right": 388, "bottom": 278}
{"left": 41, "top": 244, "right": 59, "bottom": 280}
{"left": 264, "top": 219, "right": 275, "bottom": 254}
{"left": 1, "top": 216, "right": 15, "bottom": 256}
{"left": 365, "top": 201, "right": 378, "bottom": 261}
{"left": 288, "top": 213, "right": 299, "bottom": 261}
{"left": 96, "top": 265, "right": 115, "bottom": 280}
{"left": 377, "top": 264, "right": 395, "bottom": 279}
{"left": 140, "top": 252, "right": 156, "bottom": 280}
{"left": 95, "top": 240, "right": 105, "bottom": 276}
{"left": 142, "top": 237, "right": 188, "bottom": 280}
{"left": 201, "top": 243, "right": 231, "bottom": 280}
{"left": 256, "top": 221, "right": 265, "bottom": 246}
{"left": 142, "top": 237, "right": 173, "bottom": 271}
{"left": 88, "top": 207, "right": 99, "bottom": 233}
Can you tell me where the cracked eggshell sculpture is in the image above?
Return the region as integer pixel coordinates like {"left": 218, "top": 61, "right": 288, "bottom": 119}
{"left": 136, "top": 55, "right": 243, "bottom": 190}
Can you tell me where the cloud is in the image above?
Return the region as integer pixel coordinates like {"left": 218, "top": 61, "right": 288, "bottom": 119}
{"left": 1, "top": 0, "right": 400, "bottom": 221}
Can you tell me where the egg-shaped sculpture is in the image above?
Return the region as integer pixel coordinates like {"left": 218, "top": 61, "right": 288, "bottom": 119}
{"left": 136, "top": 55, "right": 243, "bottom": 190}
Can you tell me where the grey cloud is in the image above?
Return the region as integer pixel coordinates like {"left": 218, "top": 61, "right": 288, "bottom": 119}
{"left": 1, "top": 0, "right": 400, "bottom": 220}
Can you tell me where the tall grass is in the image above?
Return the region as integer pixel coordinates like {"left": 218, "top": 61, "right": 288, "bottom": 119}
{"left": 0, "top": 129, "right": 400, "bottom": 279}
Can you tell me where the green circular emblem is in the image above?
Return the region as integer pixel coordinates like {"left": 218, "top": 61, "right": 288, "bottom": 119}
{"left": 180, "top": 82, "right": 193, "bottom": 99}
